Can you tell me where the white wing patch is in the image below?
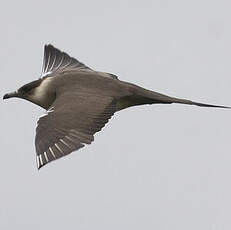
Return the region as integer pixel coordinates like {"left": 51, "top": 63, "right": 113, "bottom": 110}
{"left": 39, "top": 106, "right": 54, "bottom": 119}
{"left": 55, "top": 143, "right": 63, "bottom": 154}
{"left": 36, "top": 156, "right": 40, "bottom": 169}
{"left": 60, "top": 139, "right": 71, "bottom": 148}
{"left": 39, "top": 154, "right": 43, "bottom": 165}
{"left": 41, "top": 71, "right": 52, "bottom": 78}
{"left": 44, "top": 152, "right": 49, "bottom": 162}
{"left": 49, "top": 147, "right": 56, "bottom": 159}
{"left": 41, "top": 44, "right": 92, "bottom": 78}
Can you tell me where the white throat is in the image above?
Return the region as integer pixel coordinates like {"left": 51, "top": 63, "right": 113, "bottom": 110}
{"left": 29, "top": 77, "right": 54, "bottom": 109}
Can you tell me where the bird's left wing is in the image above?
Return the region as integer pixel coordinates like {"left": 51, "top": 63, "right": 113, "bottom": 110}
{"left": 35, "top": 92, "right": 116, "bottom": 169}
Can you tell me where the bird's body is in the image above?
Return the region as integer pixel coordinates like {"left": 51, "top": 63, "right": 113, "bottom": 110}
{"left": 14, "top": 69, "right": 176, "bottom": 111}
{"left": 3, "top": 44, "right": 230, "bottom": 169}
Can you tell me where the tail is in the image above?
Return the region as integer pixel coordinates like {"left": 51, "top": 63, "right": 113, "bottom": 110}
{"left": 169, "top": 97, "right": 230, "bottom": 109}
{"left": 119, "top": 82, "right": 230, "bottom": 110}
{"left": 142, "top": 89, "right": 231, "bottom": 109}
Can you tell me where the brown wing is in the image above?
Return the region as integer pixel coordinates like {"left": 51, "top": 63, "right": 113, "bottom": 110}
{"left": 35, "top": 92, "right": 116, "bottom": 169}
{"left": 41, "top": 44, "right": 92, "bottom": 77}
{"left": 41, "top": 44, "right": 119, "bottom": 80}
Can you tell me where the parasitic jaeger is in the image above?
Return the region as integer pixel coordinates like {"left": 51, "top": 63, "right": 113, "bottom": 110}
{"left": 3, "top": 44, "right": 230, "bottom": 169}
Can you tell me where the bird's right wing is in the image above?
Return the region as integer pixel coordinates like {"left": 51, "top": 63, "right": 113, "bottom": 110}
{"left": 41, "top": 44, "right": 119, "bottom": 80}
{"left": 35, "top": 92, "right": 116, "bottom": 169}
{"left": 41, "top": 44, "right": 92, "bottom": 77}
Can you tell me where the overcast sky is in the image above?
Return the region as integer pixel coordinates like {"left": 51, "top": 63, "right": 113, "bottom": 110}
{"left": 1, "top": 0, "right": 231, "bottom": 229}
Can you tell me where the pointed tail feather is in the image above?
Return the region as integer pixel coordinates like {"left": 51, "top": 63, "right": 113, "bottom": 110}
{"left": 131, "top": 86, "right": 230, "bottom": 109}
{"left": 170, "top": 97, "right": 231, "bottom": 109}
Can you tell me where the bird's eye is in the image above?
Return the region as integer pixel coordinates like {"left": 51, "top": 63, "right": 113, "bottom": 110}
{"left": 18, "top": 85, "right": 32, "bottom": 95}
{"left": 22, "top": 86, "right": 29, "bottom": 91}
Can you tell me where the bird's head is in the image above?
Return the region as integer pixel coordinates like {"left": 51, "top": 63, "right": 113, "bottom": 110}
{"left": 3, "top": 79, "right": 42, "bottom": 101}
{"left": 3, "top": 90, "right": 19, "bottom": 99}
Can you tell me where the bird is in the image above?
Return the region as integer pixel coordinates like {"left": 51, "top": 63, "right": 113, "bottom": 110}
{"left": 3, "top": 44, "right": 230, "bottom": 169}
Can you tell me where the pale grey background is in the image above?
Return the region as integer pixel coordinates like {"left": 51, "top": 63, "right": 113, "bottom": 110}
{"left": 1, "top": 0, "right": 231, "bottom": 229}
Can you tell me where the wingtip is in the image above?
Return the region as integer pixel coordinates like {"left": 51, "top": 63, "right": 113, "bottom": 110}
{"left": 44, "top": 43, "right": 56, "bottom": 51}
{"left": 44, "top": 44, "right": 49, "bottom": 49}
{"left": 36, "top": 155, "right": 45, "bottom": 170}
{"left": 37, "top": 162, "right": 45, "bottom": 170}
{"left": 44, "top": 43, "right": 53, "bottom": 47}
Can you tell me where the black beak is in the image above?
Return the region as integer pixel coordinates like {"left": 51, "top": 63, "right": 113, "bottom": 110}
{"left": 3, "top": 91, "right": 18, "bottom": 100}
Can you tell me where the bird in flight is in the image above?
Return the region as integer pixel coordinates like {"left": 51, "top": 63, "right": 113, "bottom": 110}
{"left": 3, "top": 45, "right": 230, "bottom": 169}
